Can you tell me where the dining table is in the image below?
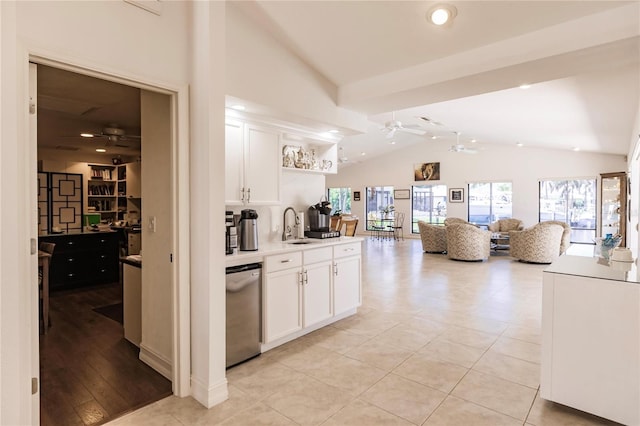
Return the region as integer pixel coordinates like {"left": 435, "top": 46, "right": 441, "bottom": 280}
{"left": 38, "top": 250, "right": 52, "bottom": 333}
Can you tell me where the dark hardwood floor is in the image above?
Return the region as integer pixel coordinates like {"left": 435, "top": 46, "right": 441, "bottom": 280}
{"left": 39, "top": 282, "right": 172, "bottom": 426}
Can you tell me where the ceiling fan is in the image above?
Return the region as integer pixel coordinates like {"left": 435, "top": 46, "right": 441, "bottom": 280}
{"left": 418, "top": 116, "right": 443, "bottom": 126}
{"left": 381, "top": 112, "right": 426, "bottom": 139}
{"left": 81, "top": 124, "right": 141, "bottom": 146}
{"left": 449, "top": 132, "right": 477, "bottom": 154}
{"left": 338, "top": 147, "right": 349, "bottom": 164}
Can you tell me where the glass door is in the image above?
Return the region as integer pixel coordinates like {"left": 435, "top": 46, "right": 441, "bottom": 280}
{"left": 600, "top": 172, "right": 627, "bottom": 246}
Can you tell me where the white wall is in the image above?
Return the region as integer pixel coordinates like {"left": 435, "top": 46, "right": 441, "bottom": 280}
{"left": 227, "top": 172, "right": 327, "bottom": 245}
{"left": 140, "top": 90, "right": 173, "bottom": 378}
{"left": 1, "top": 1, "right": 227, "bottom": 423}
{"left": 327, "top": 141, "right": 626, "bottom": 233}
{"left": 225, "top": 2, "right": 368, "bottom": 135}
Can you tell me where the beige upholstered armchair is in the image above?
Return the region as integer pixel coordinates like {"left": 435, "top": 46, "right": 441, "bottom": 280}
{"left": 444, "top": 217, "right": 469, "bottom": 226}
{"left": 488, "top": 218, "right": 524, "bottom": 233}
{"left": 539, "top": 220, "right": 571, "bottom": 254}
{"left": 445, "top": 223, "right": 491, "bottom": 261}
{"left": 418, "top": 221, "right": 447, "bottom": 253}
{"left": 509, "top": 223, "right": 564, "bottom": 264}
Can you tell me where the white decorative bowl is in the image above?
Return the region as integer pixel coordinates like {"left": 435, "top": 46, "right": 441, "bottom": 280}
{"left": 611, "top": 247, "right": 634, "bottom": 262}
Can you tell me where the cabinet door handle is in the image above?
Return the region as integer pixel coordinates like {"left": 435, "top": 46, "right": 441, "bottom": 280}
{"left": 280, "top": 259, "right": 293, "bottom": 263}
{"left": 304, "top": 270, "right": 309, "bottom": 284}
{"left": 298, "top": 271, "right": 304, "bottom": 285}
{"left": 247, "top": 188, "right": 251, "bottom": 203}
{"left": 334, "top": 262, "right": 338, "bottom": 276}
{"left": 241, "top": 187, "right": 245, "bottom": 202}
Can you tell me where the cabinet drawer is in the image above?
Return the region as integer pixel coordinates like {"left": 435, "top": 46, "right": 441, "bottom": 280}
{"left": 303, "top": 246, "right": 333, "bottom": 264}
{"left": 333, "top": 242, "right": 361, "bottom": 258}
{"left": 265, "top": 251, "right": 302, "bottom": 273}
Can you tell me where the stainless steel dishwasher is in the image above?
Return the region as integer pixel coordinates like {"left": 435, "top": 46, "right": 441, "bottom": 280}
{"left": 225, "top": 262, "right": 262, "bottom": 368}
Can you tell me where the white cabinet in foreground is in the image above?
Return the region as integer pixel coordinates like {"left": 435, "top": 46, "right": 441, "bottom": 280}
{"left": 263, "top": 251, "right": 303, "bottom": 343}
{"left": 541, "top": 256, "right": 640, "bottom": 426}
{"left": 333, "top": 242, "right": 362, "bottom": 315}
{"left": 262, "top": 240, "right": 362, "bottom": 351}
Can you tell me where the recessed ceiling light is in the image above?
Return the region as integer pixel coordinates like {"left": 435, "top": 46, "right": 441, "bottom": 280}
{"left": 361, "top": 152, "right": 366, "bottom": 156}
{"left": 573, "top": 147, "right": 581, "bottom": 152}
{"left": 519, "top": 84, "right": 531, "bottom": 89}
{"left": 389, "top": 140, "right": 396, "bottom": 145}
{"left": 81, "top": 133, "right": 94, "bottom": 138}
{"left": 470, "top": 139, "right": 477, "bottom": 143}
{"left": 431, "top": 135, "right": 438, "bottom": 140}
{"left": 516, "top": 142, "right": 524, "bottom": 147}
{"left": 328, "top": 129, "right": 340, "bottom": 134}
{"left": 427, "top": 4, "right": 457, "bottom": 26}
{"left": 96, "top": 148, "right": 106, "bottom": 153}
{"left": 230, "top": 104, "right": 245, "bottom": 111}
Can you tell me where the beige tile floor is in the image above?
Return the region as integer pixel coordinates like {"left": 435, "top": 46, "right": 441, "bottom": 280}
{"left": 107, "top": 238, "right": 620, "bottom": 426}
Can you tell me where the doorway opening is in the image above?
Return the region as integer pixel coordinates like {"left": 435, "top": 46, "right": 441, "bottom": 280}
{"left": 34, "top": 62, "right": 175, "bottom": 425}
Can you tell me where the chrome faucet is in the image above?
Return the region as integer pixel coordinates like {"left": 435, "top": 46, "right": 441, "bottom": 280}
{"left": 282, "top": 207, "right": 298, "bottom": 241}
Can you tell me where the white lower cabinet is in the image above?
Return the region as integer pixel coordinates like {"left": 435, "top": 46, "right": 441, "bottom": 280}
{"left": 263, "top": 241, "right": 361, "bottom": 348}
{"left": 333, "top": 243, "right": 362, "bottom": 315}
{"left": 302, "top": 248, "right": 333, "bottom": 328}
{"left": 263, "top": 252, "right": 303, "bottom": 343}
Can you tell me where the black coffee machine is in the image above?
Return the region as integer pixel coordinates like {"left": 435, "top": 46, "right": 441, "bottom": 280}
{"left": 306, "top": 201, "right": 340, "bottom": 238}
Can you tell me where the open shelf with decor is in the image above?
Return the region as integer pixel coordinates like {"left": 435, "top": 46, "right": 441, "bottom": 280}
{"left": 281, "top": 133, "right": 338, "bottom": 175}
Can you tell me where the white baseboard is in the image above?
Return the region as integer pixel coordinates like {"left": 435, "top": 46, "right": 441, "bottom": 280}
{"left": 190, "top": 376, "right": 229, "bottom": 408}
{"left": 139, "top": 343, "right": 172, "bottom": 380}
{"left": 261, "top": 307, "right": 357, "bottom": 352}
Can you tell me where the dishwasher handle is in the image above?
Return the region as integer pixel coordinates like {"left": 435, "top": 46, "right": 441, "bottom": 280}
{"left": 226, "top": 262, "right": 262, "bottom": 274}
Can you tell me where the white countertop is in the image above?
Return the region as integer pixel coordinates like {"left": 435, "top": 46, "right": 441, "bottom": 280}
{"left": 225, "top": 236, "right": 364, "bottom": 268}
{"left": 544, "top": 254, "right": 640, "bottom": 284}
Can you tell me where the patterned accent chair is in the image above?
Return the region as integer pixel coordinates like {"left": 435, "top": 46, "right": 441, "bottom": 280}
{"left": 445, "top": 223, "right": 491, "bottom": 261}
{"left": 539, "top": 221, "right": 571, "bottom": 254}
{"left": 418, "top": 221, "right": 447, "bottom": 253}
{"left": 444, "top": 217, "right": 470, "bottom": 226}
{"left": 488, "top": 218, "right": 524, "bottom": 233}
{"left": 509, "top": 223, "right": 564, "bottom": 264}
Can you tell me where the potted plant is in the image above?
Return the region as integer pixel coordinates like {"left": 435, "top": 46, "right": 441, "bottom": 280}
{"left": 380, "top": 205, "right": 395, "bottom": 219}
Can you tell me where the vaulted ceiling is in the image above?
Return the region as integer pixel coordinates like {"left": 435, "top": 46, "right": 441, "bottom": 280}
{"left": 235, "top": 1, "right": 640, "bottom": 164}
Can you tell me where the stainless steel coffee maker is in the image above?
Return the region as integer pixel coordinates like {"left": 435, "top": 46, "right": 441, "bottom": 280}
{"left": 225, "top": 210, "right": 238, "bottom": 255}
{"left": 239, "top": 209, "right": 259, "bottom": 251}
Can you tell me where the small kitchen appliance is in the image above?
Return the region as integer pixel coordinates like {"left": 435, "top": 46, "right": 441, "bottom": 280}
{"left": 239, "top": 209, "right": 259, "bottom": 251}
{"left": 308, "top": 200, "right": 332, "bottom": 232}
{"left": 306, "top": 200, "right": 340, "bottom": 239}
{"left": 225, "top": 210, "right": 238, "bottom": 255}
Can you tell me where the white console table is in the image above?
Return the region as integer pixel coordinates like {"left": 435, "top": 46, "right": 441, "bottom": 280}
{"left": 542, "top": 255, "right": 640, "bottom": 425}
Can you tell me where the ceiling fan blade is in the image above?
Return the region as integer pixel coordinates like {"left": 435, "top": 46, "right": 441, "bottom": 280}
{"left": 419, "top": 116, "right": 443, "bottom": 126}
{"left": 399, "top": 127, "right": 426, "bottom": 136}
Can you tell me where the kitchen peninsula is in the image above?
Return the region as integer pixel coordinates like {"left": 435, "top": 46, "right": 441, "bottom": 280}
{"left": 541, "top": 255, "right": 640, "bottom": 425}
{"left": 226, "top": 236, "right": 363, "bottom": 352}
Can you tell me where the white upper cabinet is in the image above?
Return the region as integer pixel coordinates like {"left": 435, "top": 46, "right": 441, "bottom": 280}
{"left": 225, "top": 119, "right": 281, "bottom": 205}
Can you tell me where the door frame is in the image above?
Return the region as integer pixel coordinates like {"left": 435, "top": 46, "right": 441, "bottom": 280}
{"left": 24, "top": 48, "right": 191, "bottom": 419}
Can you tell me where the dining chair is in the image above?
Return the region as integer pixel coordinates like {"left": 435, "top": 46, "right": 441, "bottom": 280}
{"left": 367, "top": 219, "right": 384, "bottom": 240}
{"left": 388, "top": 212, "right": 405, "bottom": 240}
{"left": 342, "top": 218, "right": 358, "bottom": 236}
{"left": 330, "top": 215, "right": 342, "bottom": 232}
{"left": 39, "top": 242, "right": 55, "bottom": 333}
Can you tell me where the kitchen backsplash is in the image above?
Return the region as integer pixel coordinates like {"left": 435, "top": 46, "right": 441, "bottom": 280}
{"left": 226, "top": 172, "right": 326, "bottom": 244}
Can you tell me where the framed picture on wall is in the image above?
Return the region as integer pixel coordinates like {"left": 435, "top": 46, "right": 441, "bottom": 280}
{"left": 449, "top": 188, "right": 464, "bottom": 203}
{"left": 394, "top": 189, "right": 410, "bottom": 199}
{"left": 414, "top": 162, "right": 440, "bottom": 181}
{"left": 353, "top": 191, "right": 361, "bottom": 201}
